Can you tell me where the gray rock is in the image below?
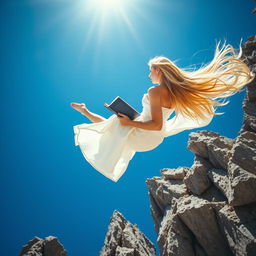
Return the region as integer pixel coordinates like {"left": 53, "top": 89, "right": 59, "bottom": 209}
{"left": 199, "top": 184, "right": 227, "bottom": 202}
{"left": 188, "top": 131, "right": 234, "bottom": 170}
{"left": 242, "top": 36, "right": 256, "bottom": 68}
{"left": 19, "top": 236, "right": 67, "bottom": 256}
{"left": 146, "top": 177, "right": 188, "bottom": 234}
{"left": 116, "top": 246, "right": 135, "bottom": 256}
{"left": 216, "top": 203, "right": 256, "bottom": 255}
{"left": 242, "top": 99, "right": 256, "bottom": 132}
{"left": 44, "top": 236, "right": 67, "bottom": 256}
{"left": 229, "top": 131, "right": 256, "bottom": 175}
{"left": 207, "top": 168, "right": 229, "bottom": 199}
{"left": 176, "top": 196, "right": 232, "bottom": 256}
{"left": 148, "top": 188, "right": 164, "bottom": 234}
{"left": 227, "top": 162, "right": 256, "bottom": 206}
{"left": 160, "top": 167, "right": 189, "bottom": 180}
{"left": 99, "top": 210, "right": 156, "bottom": 256}
{"left": 242, "top": 36, "right": 256, "bottom": 62}
{"left": 244, "top": 78, "right": 256, "bottom": 102}
{"left": 160, "top": 217, "right": 195, "bottom": 256}
{"left": 241, "top": 37, "right": 256, "bottom": 134}
{"left": 157, "top": 206, "right": 196, "bottom": 256}
{"left": 184, "top": 155, "right": 212, "bottom": 195}
{"left": 20, "top": 237, "right": 42, "bottom": 256}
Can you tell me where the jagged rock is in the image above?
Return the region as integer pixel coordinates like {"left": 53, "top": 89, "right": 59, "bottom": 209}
{"left": 100, "top": 210, "right": 156, "bottom": 256}
{"left": 242, "top": 36, "right": 256, "bottom": 63}
{"left": 176, "top": 196, "right": 232, "bottom": 256}
{"left": 146, "top": 177, "right": 188, "bottom": 233}
{"left": 186, "top": 130, "right": 256, "bottom": 207}
{"left": 207, "top": 168, "right": 229, "bottom": 199}
{"left": 157, "top": 206, "right": 195, "bottom": 256}
{"left": 20, "top": 237, "right": 44, "bottom": 256}
{"left": 160, "top": 167, "right": 189, "bottom": 180}
{"left": 229, "top": 131, "right": 256, "bottom": 176}
{"left": 19, "top": 236, "right": 67, "bottom": 256}
{"left": 245, "top": 78, "right": 256, "bottom": 102}
{"left": 147, "top": 187, "right": 164, "bottom": 234}
{"left": 183, "top": 155, "right": 212, "bottom": 195}
{"left": 227, "top": 162, "right": 256, "bottom": 206}
{"left": 239, "top": 36, "right": 256, "bottom": 135}
{"left": 242, "top": 98, "right": 256, "bottom": 132}
{"left": 188, "top": 131, "right": 234, "bottom": 170}
{"left": 216, "top": 203, "right": 256, "bottom": 255}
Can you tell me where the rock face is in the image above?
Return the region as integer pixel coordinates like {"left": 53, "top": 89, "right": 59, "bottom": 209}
{"left": 145, "top": 37, "right": 256, "bottom": 256}
{"left": 101, "top": 37, "right": 256, "bottom": 255}
{"left": 99, "top": 210, "right": 156, "bottom": 256}
{"left": 19, "top": 236, "right": 67, "bottom": 256}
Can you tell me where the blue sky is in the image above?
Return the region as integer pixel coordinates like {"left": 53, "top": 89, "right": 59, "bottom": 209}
{"left": 0, "top": 0, "right": 255, "bottom": 255}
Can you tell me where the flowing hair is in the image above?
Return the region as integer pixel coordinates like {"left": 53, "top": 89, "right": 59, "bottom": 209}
{"left": 148, "top": 40, "right": 255, "bottom": 120}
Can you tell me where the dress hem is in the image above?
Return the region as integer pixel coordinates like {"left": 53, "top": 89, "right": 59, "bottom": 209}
{"left": 74, "top": 126, "right": 120, "bottom": 183}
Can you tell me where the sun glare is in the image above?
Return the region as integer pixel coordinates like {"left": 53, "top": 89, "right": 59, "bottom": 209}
{"left": 31, "top": 0, "right": 153, "bottom": 63}
{"left": 86, "top": 0, "right": 128, "bottom": 13}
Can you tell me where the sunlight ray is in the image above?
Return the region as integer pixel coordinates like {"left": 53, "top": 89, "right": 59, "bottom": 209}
{"left": 118, "top": 7, "right": 147, "bottom": 54}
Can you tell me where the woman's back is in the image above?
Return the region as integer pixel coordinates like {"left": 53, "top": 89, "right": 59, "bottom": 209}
{"left": 149, "top": 85, "right": 173, "bottom": 110}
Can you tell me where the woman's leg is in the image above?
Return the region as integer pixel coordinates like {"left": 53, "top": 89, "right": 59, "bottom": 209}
{"left": 70, "top": 103, "right": 107, "bottom": 123}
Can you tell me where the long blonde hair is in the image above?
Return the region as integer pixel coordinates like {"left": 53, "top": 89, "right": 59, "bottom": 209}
{"left": 148, "top": 40, "right": 255, "bottom": 120}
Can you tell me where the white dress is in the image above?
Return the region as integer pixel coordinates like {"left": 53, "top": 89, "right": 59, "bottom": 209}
{"left": 73, "top": 93, "right": 214, "bottom": 182}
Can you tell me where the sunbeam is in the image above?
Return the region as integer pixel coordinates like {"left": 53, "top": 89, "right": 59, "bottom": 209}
{"left": 28, "top": 0, "right": 158, "bottom": 63}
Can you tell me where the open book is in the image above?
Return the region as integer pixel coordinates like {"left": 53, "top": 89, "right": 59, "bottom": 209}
{"left": 104, "top": 96, "right": 140, "bottom": 120}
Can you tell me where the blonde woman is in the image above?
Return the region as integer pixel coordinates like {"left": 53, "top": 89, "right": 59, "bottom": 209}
{"left": 71, "top": 41, "right": 254, "bottom": 182}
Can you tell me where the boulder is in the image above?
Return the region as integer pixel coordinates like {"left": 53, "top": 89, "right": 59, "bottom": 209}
{"left": 188, "top": 131, "right": 234, "bottom": 170}
{"left": 19, "top": 236, "right": 67, "bottom": 256}
{"left": 99, "top": 210, "right": 156, "bottom": 256}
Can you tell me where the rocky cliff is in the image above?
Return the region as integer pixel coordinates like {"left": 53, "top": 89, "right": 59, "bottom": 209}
{"left": 99, "top": 37, "right": 256, "bottom": 256}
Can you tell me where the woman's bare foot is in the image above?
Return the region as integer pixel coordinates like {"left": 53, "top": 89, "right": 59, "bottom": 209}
{"left": 70, "top": 102, "right": 88, "bottom": 115}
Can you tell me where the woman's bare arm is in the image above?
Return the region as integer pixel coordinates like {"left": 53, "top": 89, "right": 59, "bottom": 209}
{"left": 126, "top": 119, "right": 162, "bottom": 130}
{"left": 117, "top": 87, "right": 163, "bottom": 130}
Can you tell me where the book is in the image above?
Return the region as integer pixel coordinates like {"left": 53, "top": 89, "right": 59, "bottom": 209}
{"left": 104, "top": 96, "right": 140, "bottom": 120}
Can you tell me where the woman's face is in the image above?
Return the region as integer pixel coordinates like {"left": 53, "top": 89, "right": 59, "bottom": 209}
{"left": 149, "top": 67, "right": 160, "bottom": 84}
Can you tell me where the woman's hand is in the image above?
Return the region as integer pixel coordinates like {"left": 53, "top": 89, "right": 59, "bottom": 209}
{"left": 117, "top": 113, "right": 132, "bottom": 126}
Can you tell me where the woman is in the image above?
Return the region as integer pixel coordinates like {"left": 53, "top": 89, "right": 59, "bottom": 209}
{"left": 71, "top": 41, "right": 254, "bottom": 182}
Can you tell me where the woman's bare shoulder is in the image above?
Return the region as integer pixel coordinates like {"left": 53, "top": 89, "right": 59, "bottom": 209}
{"left": 147, "top": 86, "right": 160, "bottom": 94}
